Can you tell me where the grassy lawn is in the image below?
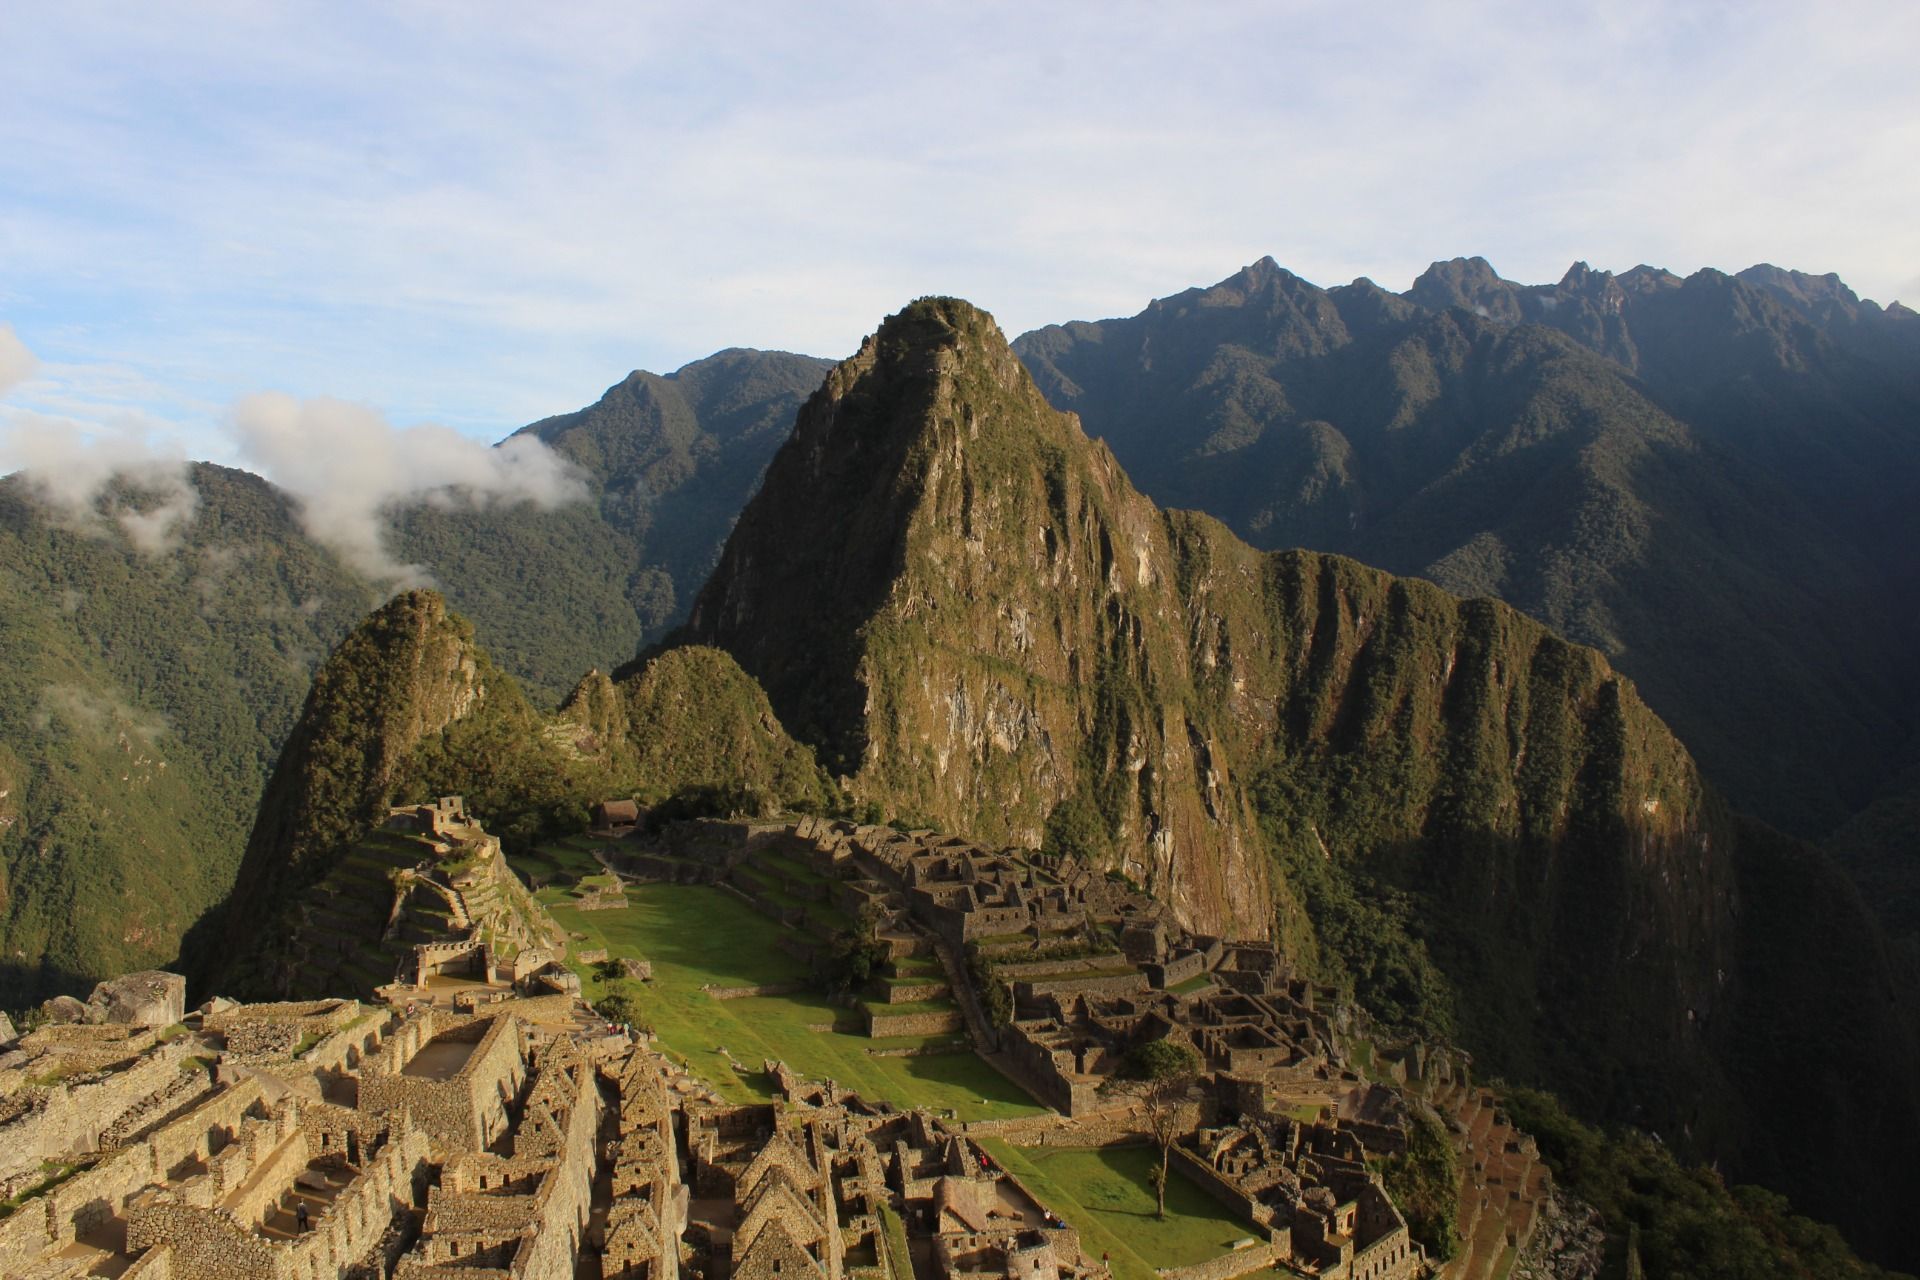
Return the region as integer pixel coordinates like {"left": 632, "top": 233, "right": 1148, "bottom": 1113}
{"left": 977, "top": 1142, "right": 1259, "bottom": 1280}
{"left": 544, "top": 883, "right": 1040, "bottom": 1123}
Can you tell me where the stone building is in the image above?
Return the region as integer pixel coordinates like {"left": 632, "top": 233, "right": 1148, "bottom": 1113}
{"left": 357, "top": 1009, "right": 529, "bottom": 1155}
{"left": 1177, "top": 1113, "right": 1420, "bottom": 1280}
{"left": 998, "top": 945, "right": 1342, "bottom": 1116}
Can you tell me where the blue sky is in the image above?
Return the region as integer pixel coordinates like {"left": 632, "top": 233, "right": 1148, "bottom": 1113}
{"left": 2, "top": 0, "right": 1916, "bottom": 470}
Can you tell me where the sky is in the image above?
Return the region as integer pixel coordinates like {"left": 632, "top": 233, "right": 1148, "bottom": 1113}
{"left": 1, "top": 0, "right": 1916, "bottom": 502}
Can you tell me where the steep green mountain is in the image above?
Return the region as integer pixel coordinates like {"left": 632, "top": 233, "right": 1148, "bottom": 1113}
{"left": 204, "top": 591, "right": 830, "bottom": 998}
{"left": 0, "top": 348, "right": 828, "bottom": 1005}
{"left": 0, "top": 466, "right": 374, "bottom": 1007}
{"left": 388, "top": 348, "right": 831, "bottom": 703}
{"left": 679, "top": 297, "right": 1920, "bottom": 1267}
{"left": 1013, "top": 258, "right": 1920, "bottom": 842}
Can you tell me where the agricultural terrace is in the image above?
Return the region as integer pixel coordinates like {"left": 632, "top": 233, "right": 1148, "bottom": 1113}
{"left": 514, "top": 840, "right": 1040, "bottom": 1123}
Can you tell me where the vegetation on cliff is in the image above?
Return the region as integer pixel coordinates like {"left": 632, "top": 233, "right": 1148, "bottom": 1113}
{"left": 208, "top": 594, "right": 831, "bottom": 998}
{"left": 1503, "top": 1085, "right": 1909, "bottom": 1280}
{"left": 0, "top": 466, "right": 373, "bottom": 1005}
{"left": 1377, "top": 1109, "right": 1459, "bottom": 1262}
{"left": 1014, "top": 257, "right": 1920, "bottom": 846}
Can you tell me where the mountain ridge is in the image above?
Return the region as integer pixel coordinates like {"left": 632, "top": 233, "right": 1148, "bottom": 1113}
{"left": 1014, "top": 257, "right": 1920, "bottom": 841}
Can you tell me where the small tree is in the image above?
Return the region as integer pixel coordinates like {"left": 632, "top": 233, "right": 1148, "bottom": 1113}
{"left": 1101, "top": 1037, "right": 1202, "bottom": 1218}
{"left": 818, "top": 903, "right": 889, "bottom": 995}
{"left": 594, "top": 988, "right": 648, "bottom": 1033}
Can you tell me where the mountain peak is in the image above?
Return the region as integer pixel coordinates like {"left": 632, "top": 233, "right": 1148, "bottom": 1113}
{"left": 1406, "top": 256, "right": 1523, "bottom": 320}
{"left": 681, "top": 296, "right": 1274, "bottom": 935}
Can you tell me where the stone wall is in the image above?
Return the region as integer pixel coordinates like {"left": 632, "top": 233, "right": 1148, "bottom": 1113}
{"left": 1012, "top": 972, "right": 1148, "bottom": 1003}
{"left": 1145, "top": 948, "right": 1207, "bottom": 989}
{"left": 0, "top": 1078, "right": 264, "bottom": 1278}
{"left": 517, "top": 1059, "right": 601, "bottom": 1279}
{"left": 864, "top": 1009, "right": 965, "bottom": 1038}
{"left": 992, "top": 955, "right": 1130, "bottom": 980}
{"left": 1170, "top": 1146, "right": 1275, "bottom": 1228}
{"left": 126, "top": 1116, "right": 430, "bottom": 1280}
{"left": 121, "top": 1242, "right": 175, "bottom": 1278}
{"left": 280, "top": 1009, "right": 394, "bottom": 1097}
{"left": 1154, "top": 1242, "right": 1279, "bottom": 1280}
{"left": 0, "top": 1036, "right": 194, "bottom": 1189}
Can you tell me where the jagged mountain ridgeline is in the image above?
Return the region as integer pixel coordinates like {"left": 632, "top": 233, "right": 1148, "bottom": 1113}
{"left": 671, "top": 299, "right": 1920, "bottom": 1260}
{"left": 1014, "top": 258, "right": 1920, "bottom": 844}
{"left": 7, "top": 264, "right": 1920, "bottom": 1274}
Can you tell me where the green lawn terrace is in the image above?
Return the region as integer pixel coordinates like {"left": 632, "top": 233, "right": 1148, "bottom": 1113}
{"left": 529, "top": 879, "right": 1037, "bottom": 1123}
{"left": 502, "top": 818, "right": 1426, "bottom": 1280}
{"left": 521, "top": 815, "right": 1361, "bottom": 1112}
{"left": 541, "top": 817, "right": 976, "bottom": 1038}
{"left": 977, "top": 1141, "right": 1268, "bottom": 1280}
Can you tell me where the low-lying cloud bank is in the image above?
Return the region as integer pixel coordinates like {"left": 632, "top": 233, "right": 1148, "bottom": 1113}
{"left": 1, "top": 324, "right": 587, "bottom": 583}
{"left": 230, "top": 392, "right": 586, "bottom": 583}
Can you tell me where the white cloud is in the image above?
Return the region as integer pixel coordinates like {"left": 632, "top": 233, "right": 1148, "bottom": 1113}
{"left": 0, "top": 325, "right": 36, "bottom": 397}
{"left": 32, "top": 682, "right": 170, "bottom": 743}
{"left": 229, "top": 391, "right": 586, "bottom": 584}
{"left": 0, "top": 399, "right": 200, "bottom": 554}
{"left": 1, "top": 331, "right": 583, "bottom": 572}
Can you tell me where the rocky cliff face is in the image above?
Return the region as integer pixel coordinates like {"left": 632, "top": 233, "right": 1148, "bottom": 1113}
{"left": 680, "top": 300, "right": 1734, "bottom": 963}
{"left": 681, "top": 299, "right": 1276, "bottom": 937}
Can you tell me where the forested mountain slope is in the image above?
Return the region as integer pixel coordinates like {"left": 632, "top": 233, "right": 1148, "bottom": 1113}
{"left": 0, "top": 349, "right": 828, "bottom": 1003}
{"left": 1013, "top": 258, "right": 1920, "bottom": 842}
{"left": 388, "top": 348, "right": 830, "bottom": 702}
{"left": 0, "top": 465, "right": 373, "bottom": 1005}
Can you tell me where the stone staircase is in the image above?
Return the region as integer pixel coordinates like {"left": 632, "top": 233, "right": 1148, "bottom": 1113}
{"left": 930, "top": 936, "right": 1001, "bottom": 1053}
{"left": 259, "top": 1161, "right": 361, "bottom": 1240}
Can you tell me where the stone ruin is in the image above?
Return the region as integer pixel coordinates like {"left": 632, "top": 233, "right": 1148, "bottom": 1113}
{"left": 0, "top": 974, "right": 1108, "bottom": 1280}
{"left": 276, "top": 799, "right": 577, "bottom": 1004}
{"left": 0, "top": 811, "right": 1539, "bottom": 1278}
{"left": 1179, "top": 1112, "right": 1420, "bottom": 1280}
{"left": 587, "top": 814, "right": 1443, "bottom": 1280}
{"left": 680, "top": 1061, "right": 1092, "bottom": 1280}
